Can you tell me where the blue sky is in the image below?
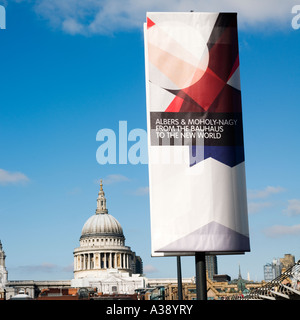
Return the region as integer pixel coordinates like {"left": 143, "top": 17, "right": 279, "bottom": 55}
{"left": 0, "top": 0, "right": 300, "bottom": 282}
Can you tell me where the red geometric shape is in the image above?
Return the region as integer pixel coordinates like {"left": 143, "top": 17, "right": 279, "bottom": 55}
{"left": 165, "top": 95, "right": 184, "bottom": 112}
{"left": 182, "top": 68, "right": 225, "bottom": 111}
{"left": 147, "top": 17, "right": 155, "bottom": 29}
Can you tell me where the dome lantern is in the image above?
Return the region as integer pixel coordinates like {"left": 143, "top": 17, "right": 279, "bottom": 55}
{"left": 96, "top": 179, "right": 108, "bottom": 214}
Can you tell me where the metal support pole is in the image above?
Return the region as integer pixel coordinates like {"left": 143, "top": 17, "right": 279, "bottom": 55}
{"left": 195, "top": 252, "right": 207, "bottom": 300}
{"left": 177, "top": 256, "right": 183, "bottom": 300}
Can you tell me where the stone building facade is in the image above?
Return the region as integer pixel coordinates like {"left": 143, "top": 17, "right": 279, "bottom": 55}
{"left": 280, "top": 254, "right": 295, "bottom": 271}
{"left": 0, "top": 241, "right": 8, "bottom": 299}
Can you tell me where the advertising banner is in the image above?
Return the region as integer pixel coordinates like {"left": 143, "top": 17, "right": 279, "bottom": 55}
{"left": 144, "top": 12, "right": 250, "bottom": 255}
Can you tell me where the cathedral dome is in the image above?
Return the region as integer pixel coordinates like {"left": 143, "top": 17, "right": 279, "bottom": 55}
{"left": 80, "top": 180, "right": 124, "bottom": 239}
{"left": 81, "top": 213, "right": 123, "bottom": 238}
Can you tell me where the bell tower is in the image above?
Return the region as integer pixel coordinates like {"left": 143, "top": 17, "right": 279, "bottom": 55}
{"left": 0, "top": 240, "right": 8, "bottom": 288}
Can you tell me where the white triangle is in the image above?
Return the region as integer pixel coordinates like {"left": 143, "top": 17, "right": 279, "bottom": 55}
{"left": 227, "top": 66, "right": 241, "bottom": 91}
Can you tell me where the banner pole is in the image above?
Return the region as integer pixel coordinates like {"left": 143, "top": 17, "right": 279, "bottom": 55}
{"left": 177, "top": 256, "right": 183, "bottom": 300}
{"left": 195, "top": 252, "right": 207, "bottom": 300}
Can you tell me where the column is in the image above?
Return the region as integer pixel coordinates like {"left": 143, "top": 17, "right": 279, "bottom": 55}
{"left": 94, "top": 253, "right": 97, "bottom": 269}
{"left": 118, "top": 252, "right": 121, "bottom": 268}
{"left": 83, "top": 254, "right": 86, "bottom": 270}
{"left": 104, "top": 253, "right": 107, "bottom": 269}
{"left": 91, "top": 253, "right": 94, "bottom": 269}
{"left": 109, "top": 252, "right": 112, "bottom": 268}
{"left": 126, "top": 254, "right": 129, "bottom": 269}
{"left": 96, "top": 253, "right": 100, "bottom": 269}
{"left": 114, "top": 253, "right": 117, "bottom": 268}
{"left": 88, "top": 254, "right": 91, "bottom": 269}
{"left": 123, "top": 253, "right": 125, "bottom": 269}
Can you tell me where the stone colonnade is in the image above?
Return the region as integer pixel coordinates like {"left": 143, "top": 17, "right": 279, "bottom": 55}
{"left": 74, "top": 251, "right": 131, "bottom": 271}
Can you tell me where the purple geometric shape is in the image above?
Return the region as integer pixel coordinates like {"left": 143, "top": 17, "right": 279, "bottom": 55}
{"left": 156, "top": 221, "right": 250, "bottom": 253}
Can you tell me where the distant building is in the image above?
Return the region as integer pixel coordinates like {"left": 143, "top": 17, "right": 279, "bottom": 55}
{"left": 264, "top": 258, "right": 282, "bottom": 282}
{"left": 229, "top": 265, "right": 251, "bottom": 294}
{"left": 280, "top": 254, "right": 295, "bottom": 271}
{"left": 213, "top": 274, "right": 231, "bottom": 282}
{"left": 264, "top": 255, "right": 296, "bottom": 282}
{"left": 264, "top": 263, "right": 274, "bottom": 282}
{"left": 205, "top": 255, "right": 217, "bottom": 279}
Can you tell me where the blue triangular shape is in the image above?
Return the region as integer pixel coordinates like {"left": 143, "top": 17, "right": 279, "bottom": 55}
{"left": 190, "top": 146, "right": 244, "bottom": 167}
